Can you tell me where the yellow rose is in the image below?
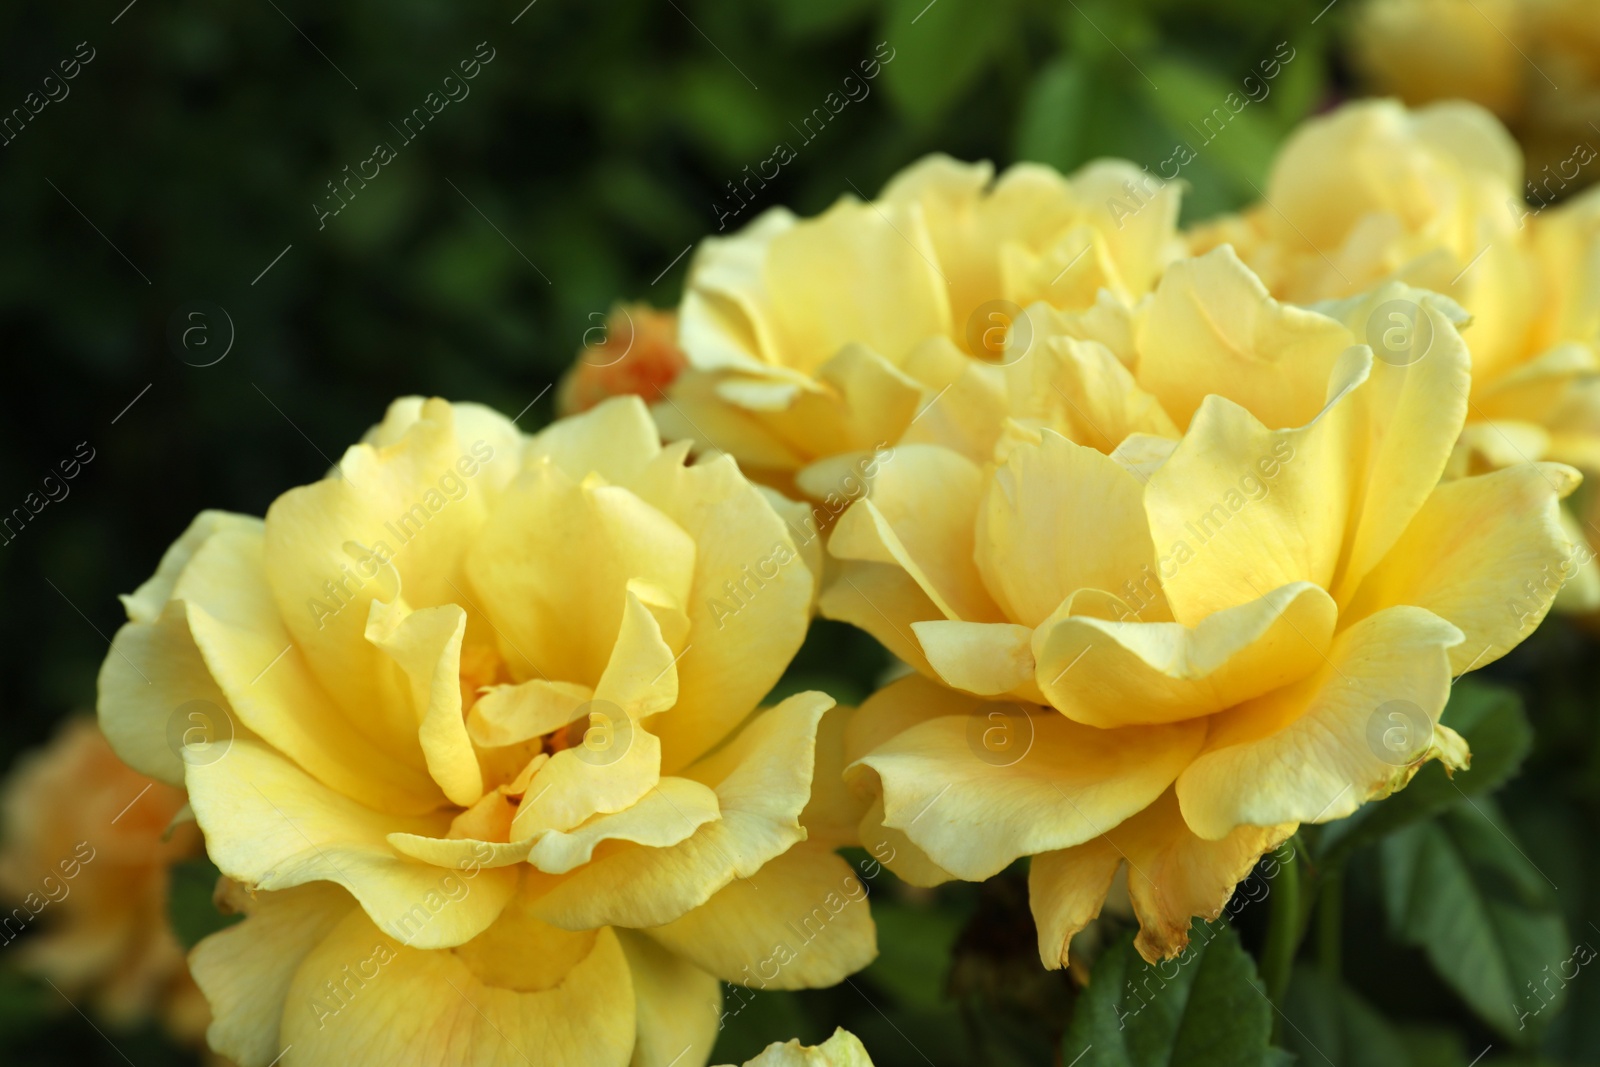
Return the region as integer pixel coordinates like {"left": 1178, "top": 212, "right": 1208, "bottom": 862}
{"left": 1187, "top": 98, "right": 1600, "bottom": 606}
{"left": 1353, "top": 0, "right": 1600, "bottom": 190}
{"left": 0, "top": 718, "right": 206, "bottom": 1038}
{"left": 716, "top": 1028, "right": 872, "bottom": 1066}
{"left": 654, "top": 154, "right": 1182, "bottom": 496}
{"left": 1353, "top": 0, "right": 1529, "bottom": 119}
{"left": 97, "top": 396, "right": 875, "bottom": 1067}
{"left": 823, "top": 250, "right": 1578, "bottom": 966}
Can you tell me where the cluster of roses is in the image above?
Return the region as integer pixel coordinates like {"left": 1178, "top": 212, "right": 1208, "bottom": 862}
{"left": 57, "top": 98, "right": 1600, "bottom": 1067}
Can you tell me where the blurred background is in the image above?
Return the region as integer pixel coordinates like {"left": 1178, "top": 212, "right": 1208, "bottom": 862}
{"left": 2, "top": 0, "right": 1599, "bottom": 1063}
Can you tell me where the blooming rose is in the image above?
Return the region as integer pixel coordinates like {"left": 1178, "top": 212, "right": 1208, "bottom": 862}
{"left": 717, "top": 1028, "right": 872, "bottom": 1066}
{"left": 557, "top": 304, "right": 687, "bottom": 416}
{"left": 824, "top": 250, "right": 1579, "bottom": 966}
{"left": 1187, "top": 99, "right": 1600, "bottom": 604}
{"left": 0, "top": 718, "right": 207, "bottom": 1038}
{"left": 1353, "top": 0, "right": 1529, "bottom": 119}
{"left": 654, "top": 154, "right": 1182, "bottom": 495}
{"left": 97, "top": 396, "right": 874, "bottom": 1067}
{"left": 1354, "top": 0, "right": 1600, "bottom": 188}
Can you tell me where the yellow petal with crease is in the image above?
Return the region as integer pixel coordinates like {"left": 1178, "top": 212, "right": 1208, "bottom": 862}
{"left": 914, "top": 620, "right": 1041, "bottom": 700}
{"left": 860, "top": 708, "right": 1204, "bottom": 880}
{"left": 279, "top": 906, "right": 633, "bottom": 1067}
{"left": 527, "top": 691, "right": 833, "bottom": 931}
{"left": 1032, "top": 582, "right": 1337, "bottom": 727}
{"left": 366, "top": 600, "right": 480, "bottom": 807}
{"left": 617, "top": 930, "right": 722, "bottom": 1067}
{"left": 186, "top": 741, "right": 516, "bottom": 949}
{"left": 99, "top": 598, "right": 235, "bottom": 787}
{"left": 1176, "top": 605, "right": 1463, "bottom": 840}
{"left": 1343, "top": 462, "right": 1581, "bottom": 672}
{"left": 526, "top": 777, "right": 721, "bottom": 875}
{"left": 1134, "top": 247, "right": 1355, "bottom": 430}
{"left": 978, "top": 430, "right": 1163, "bottom": 628}
{"left": 189, "top": 882, "right": 355, "bottom": 1067}
{"left": 644, "top": 844, "right": 877, "bottom": 989}
{"left": 1030, "top": 789, "right": 1293, "bottom": 968}
{"left": 467, "top": 679, "right": 593, "bottom": 748}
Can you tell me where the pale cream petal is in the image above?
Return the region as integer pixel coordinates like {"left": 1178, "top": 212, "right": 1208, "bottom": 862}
{"left": 860, "top": 709, "right": 1205, "bottom": 880}
{"left": 653, "top": 371, "right": 810, "bottom": 473}
{"left": 1343, "top": 463, "right": 1582, "bottom": 672}
{"left": 617, "top": 930, "right": 722, "bottom": 1067}
{"left": 189, "top": 882, "right": 355, "bottom": 1067}
{"left": 678, "top": 206, "right": 802, "bottom": 376}
{"left": 186, "top": 741, "right": 516, "bottom": 949}
{"left": 1032, "top": 582, "right": 1338, "bottom": 727}
{"left": 854, "top": 793, "right": 956, "bottom": 888}
{"left": 1313, "top": 284, "right": 1474, "bottom": 601}
{"left": 727, "top": 1028, "right": 874, "bottom": 1067}
{"left": 800, "top": 704, "right": 869, "bottom": 851}
{"left": 99, "top": 599, "right": 234, "bottom": 787}
{"left": 1000, "top": 329, "right": 1179, "bottom": 455}
{"left": 385, "top": 834, "right": 533, "bottom": 870}
{"left": 508, "top": 721, "right": 662, "bottom": 839}
{"left": 843, "top": 673, "right": 987, "bottom": 766}
{"left": 758, "top": 195, "right": 950, "bottom": 374}
{"left": 593, "top": 589, "right": 682, "bottom": 717}
{"left": 1176, "top": 605, "right": 1464, "bottom": 840}
{"left": 744, "top": 345, "right": 926, "bottom": 465}
{"left": 120, "top": 510, "right": 263, "bottom": 624}
{"left": 644, "top": 844, "right": 876, "bottom": 989}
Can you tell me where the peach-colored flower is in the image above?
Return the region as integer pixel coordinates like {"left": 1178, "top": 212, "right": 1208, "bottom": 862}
{"left": 0, "top": 718, "right": 205, "bottom": 1037}
{"left": 558, "top": 304, "right": 687, "bottom": 416}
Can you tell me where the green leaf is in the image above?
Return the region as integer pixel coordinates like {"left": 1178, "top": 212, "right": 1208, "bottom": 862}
{"left": 771, "top": 0, "right": 875, "bottom": 38}
{"left": 1280, "top": 966, "right": 1412, "bottom": 1067}
{"left": 861, "top": 896, "right": 965, "bottom": 1011}
{"left": 1062, "top": 921, "right": 1288, "bottom": 1066}
{"left": 1319, "top": 679, "right": 1532, "bottom": 868}
{"left": 878, "top": 0, "right": 1011, "bottom": 125}
{"left": 167, "top": 856, "right": 241, "bottom": 950}
{"left": 1013, "top": 56, "right": 1091, "bottom": 172}
{"left": 0, "top": 969, "right": 51, "bottom": 1044}
{"left": 1380, "top": 799, "right": 1570, "bottom": 1041}
{"left": 1266, "top": 36, "right": 1324, "bottom": 125}
{"left": 1137, "top": 54, "right": 1281, "bottom": 191}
